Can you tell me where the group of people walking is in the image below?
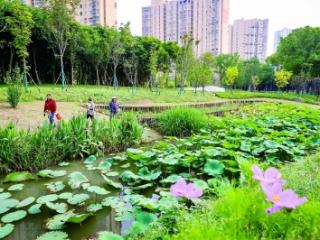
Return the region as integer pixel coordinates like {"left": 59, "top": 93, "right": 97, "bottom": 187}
{"left": 43, "top": 94, "right": 120, "bottom": 126}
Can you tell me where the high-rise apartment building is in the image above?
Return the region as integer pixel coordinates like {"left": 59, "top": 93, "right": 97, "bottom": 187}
{"left": 142, "top": 0, "right": 230, "bottom": 56}
{"left": 274, "top": 28, "right": 292, "bottom": 52}
{"left": 22, "top": 0, "right": 117, "bottom": 27}
{"left": 230, "top": 18, "right": 269, "bottom": 61}
{"left": 142, "top": 7, "right": 152, "bottom": 36}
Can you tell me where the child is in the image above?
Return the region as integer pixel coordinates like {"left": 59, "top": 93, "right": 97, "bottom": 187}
{"left": 109, "top": 96, "right": 119, "bottom": 120}
{"left": 44, "top": 94, "right": 57, "bottom": 126}
{"left": 87, "top": 98, "right": 95, "bottom": 119}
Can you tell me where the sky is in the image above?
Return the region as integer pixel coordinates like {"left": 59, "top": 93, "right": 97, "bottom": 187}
{"left": 117, "top": 0, "right": 320, "bottom": 56}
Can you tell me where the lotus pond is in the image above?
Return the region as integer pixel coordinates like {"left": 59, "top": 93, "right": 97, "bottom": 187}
{"left": 0, "top": 103, "right": 320, "bottom": 240}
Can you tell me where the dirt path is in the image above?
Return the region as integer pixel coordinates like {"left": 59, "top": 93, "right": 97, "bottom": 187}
{"left": 1, "top": 98, "right": 319, "bottom": 130}
{"left": 0, "top": 101, "right": 105, "bottom": 130}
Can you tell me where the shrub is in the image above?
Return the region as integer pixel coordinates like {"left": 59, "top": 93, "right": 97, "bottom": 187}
{"left": 5, "top": 67, "right": 23, "bottom": 108}
{"left": 118, "top": 112, "right": 143, "bottom": 150}
{"left": 157, "top": 108, "right": 208, "bottom": 137}
{"left": 0, "top": 114, "right": 143, "bottom": 172}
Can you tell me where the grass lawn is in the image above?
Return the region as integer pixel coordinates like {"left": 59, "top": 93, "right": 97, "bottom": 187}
{"left": 0, "top": 84, "right": 220, "bottom": 104}
{"left": 0, "top": 84, "right": 319, "bottom": 105}
{"left": 216, "top": 90, "right": 320, "bottom": 105}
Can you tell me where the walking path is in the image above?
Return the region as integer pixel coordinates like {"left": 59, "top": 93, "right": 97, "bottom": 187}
{"left": 0, "top": 98, "right": 319, "bottom": 130}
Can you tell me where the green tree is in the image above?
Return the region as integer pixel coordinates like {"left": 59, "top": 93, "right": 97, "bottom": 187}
{"left": 175, "top": 34, "right": 195, "bottom": 94}
{"left": 1, "top": 0, "right": 34, "bottom": 90}
{"left": 269, "top": 27, "right": 320, "bottom": 77}
{"left": 275, "top": 70, "right": 293, "bottom": 90}
{"left": 44, "top": 0, "right": 80, "bottom": 90}
{"left": 225, "top": 66, "right": 239, "bottom": 89}
{"left": 215, "top": 54, "right": 240, "bottom": 86}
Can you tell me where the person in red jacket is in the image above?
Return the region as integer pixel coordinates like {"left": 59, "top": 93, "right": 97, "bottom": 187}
{"left": 44, "top": 94, "right": 57, "bottom": 125}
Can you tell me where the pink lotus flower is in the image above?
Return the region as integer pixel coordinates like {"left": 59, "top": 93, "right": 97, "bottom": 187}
{"left": 261, "top": 182, "right": 308, "bottom": 214}
{"left": 252, "top": 165, "right": 285, "bottom": 185}
{"left": 170, "top": 179, "right": 203, "bottom": 200}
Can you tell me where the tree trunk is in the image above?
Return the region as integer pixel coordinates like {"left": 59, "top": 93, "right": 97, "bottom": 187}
{"left": 95, "top": 65, "right": 100, "bottom": 85}
{"left": 59, "top": 53, "right": 66, "bottom": 89}
{"left": 9, "top": 46, "right": 13, "bottom": 73}
{"left": 33, "top": 46, "right": 41, "bottom": 84}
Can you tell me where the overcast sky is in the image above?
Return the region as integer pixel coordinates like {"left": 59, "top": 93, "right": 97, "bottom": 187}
{"left": 117, "top": 0, "right": 320, "bottom": 55}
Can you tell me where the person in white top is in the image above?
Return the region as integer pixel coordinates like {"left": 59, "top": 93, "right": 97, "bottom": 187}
{"left": 87, "top": 98, "right": 95, "bottom": 120}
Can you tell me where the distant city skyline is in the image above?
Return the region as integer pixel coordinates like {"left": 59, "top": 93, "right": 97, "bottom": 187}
{"left": 117, "top": 0, "right": 320, "bottom": 56}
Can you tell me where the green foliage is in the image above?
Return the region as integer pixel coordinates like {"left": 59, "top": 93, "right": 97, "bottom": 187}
{"left": 0, "top": 114, "right": 143, "bottom": 172}
{"left": 157, "top": 108, "right": 208, "bottom": 137}
{"left": 5, "top": 67, "right": 23, "bottom": 108}
{"left": 134, "top": 151, "right": 320, "bottom": 240}
{"left": 225, "top": 66, "right": 239, "bottom": 87}
{"left": 214, "top": 54, "right": 240, "bottom": 84}
{"left": 269, "top": 26, "right": 320, "bottom": 77}
{"left": 275, "top": 70, "right": 293, "bottom": 90}
{"left": 187, "top": 57, "right": 213, "bottom": 93}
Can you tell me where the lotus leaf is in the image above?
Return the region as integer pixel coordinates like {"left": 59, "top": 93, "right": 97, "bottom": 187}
{"left": 1, "top": 210, "right": 27, "bottom": 223}
{"left": 46, "top": 202, "right": 68, "bottom": 214}
{"left": 0, "top": 224, "right": 14, "bottom": 239}
{"left": 8, "top": 184, "right": 24, "bottom": 191}
{"left": 3, "top": 171, "right": 35, "bottom": 183}
{"left": 105, "top": 171, "right": 119, "bottom": 177}
{"left": 0, "top": 192, "right": 12, "bottom": 200}
{"left": 101, "top": 196, "right": 121, "bottom": 208}
{"left": 204, "top": 160, "right": 225, "bottom": 176}
{"left": 28, "top": 203, "right": 42, "bottom": 215}
{"left": 204, "top": 148, "right": 224, "bottom": 157}
{"left": 240, "top": 141, "right": 252, "bottom": 152}
{"left": 36, "top": 231, "right": 69, "bottom": 240}
{"left": 128, "top": 211, "right": 157, "bottom": 235}
{"left": 156, "top": 196, "right": 180, "bottom": 211}
{"left": 101, "top": 175, "right": 123, "bottom": 189}
{"left": 58, "top": 162, "right": 70, "bottom": 167}
{"left": 16, "top": 197, "right": 35, "bottom": 208}
{"left": 45, "top": 181, "right": 65, "bottom": 193}
{"left": 81, "top": 183, "right": 91, "bottom": 190}
{"left": 120, "top": 171, "right": 140, "bottom": 184}
{"left": 86, "top": 165, "right": 97, "bottom": 171}
{"left": 0, "top": 198, "right": 19, "bottom": 214}
{"left": 67, "top": 213, "right": 92, "bottom": 223}
{"left": 97, "top": 161, "right": 112, "bottom": 171}
{"left": 138, "top": 167, "right": 161, "bottom": 181}
{"left": 126, "top": 148, "right": 145, "bottom": 160}
{"left": 120, "top": 163, "right": 131, "bottom": 169}
{"left": 58, "top": 192, "right": 73, "bottom": 200}
{"left": 87, "top": 203, "right": 103, "bottom": 213}
{"left": 68, "top": 172, "right": 89, "bottom": 189}
{"left": 160, "top": 175, "right": 182, "bottom": 184}
{"left": 98, "top": 231, "right": 124, "bottom": 240}
{"left": 38, "top": 170, "right": 67, "bottom": 179}
{"left": 133, "top": 183, "right": 153, "bottom": 190}
{"left": 37, "top": 194, "right": 58, "bottom": 204}
{"left": 264, "top": 140, "right": 279, "bottom": 149}
{"left": 84, "top": 155, "right": 97, "bottom": 165}
{"left": 86, "top": 186, "right": 110, "bottom": 195}
{"left": 67, "top": 194, "right": 90, "bottom": 205}
{"left": 158, "top": 156, "right": 179, "bottom": 165}
{"left": 192, "top": 179, "right": 209, "bottom": 191}
{"left": 46, "top": 211, "right": 75, "bottom": 230}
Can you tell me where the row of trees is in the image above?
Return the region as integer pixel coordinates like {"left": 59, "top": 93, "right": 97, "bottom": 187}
{"left": 1, "top": 0, "right": 319, "bottom": 95}
{"left": 0, "top": 0, "right": 179, "bottom": 88}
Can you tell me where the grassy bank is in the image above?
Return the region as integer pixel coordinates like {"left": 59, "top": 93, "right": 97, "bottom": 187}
{"left": 0, "top": 85, "right": 219, "bottom": 103}
{"left": 216, "top": 90, "right": 320, "bottom": 105}
{"left": 1, "top": 85, "right": 319, "bottom": 105}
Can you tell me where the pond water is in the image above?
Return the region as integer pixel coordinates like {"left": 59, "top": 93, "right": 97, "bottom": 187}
{"left": 0, "top": 158, "right": 133, "bottom": 240}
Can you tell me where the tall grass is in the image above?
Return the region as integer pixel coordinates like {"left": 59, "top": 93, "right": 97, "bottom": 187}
{"left": 157, "top": 108, "right": 208, "bottom": 137}
{"left": 0, "top": 113, "right": 143, "bottom": 172}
